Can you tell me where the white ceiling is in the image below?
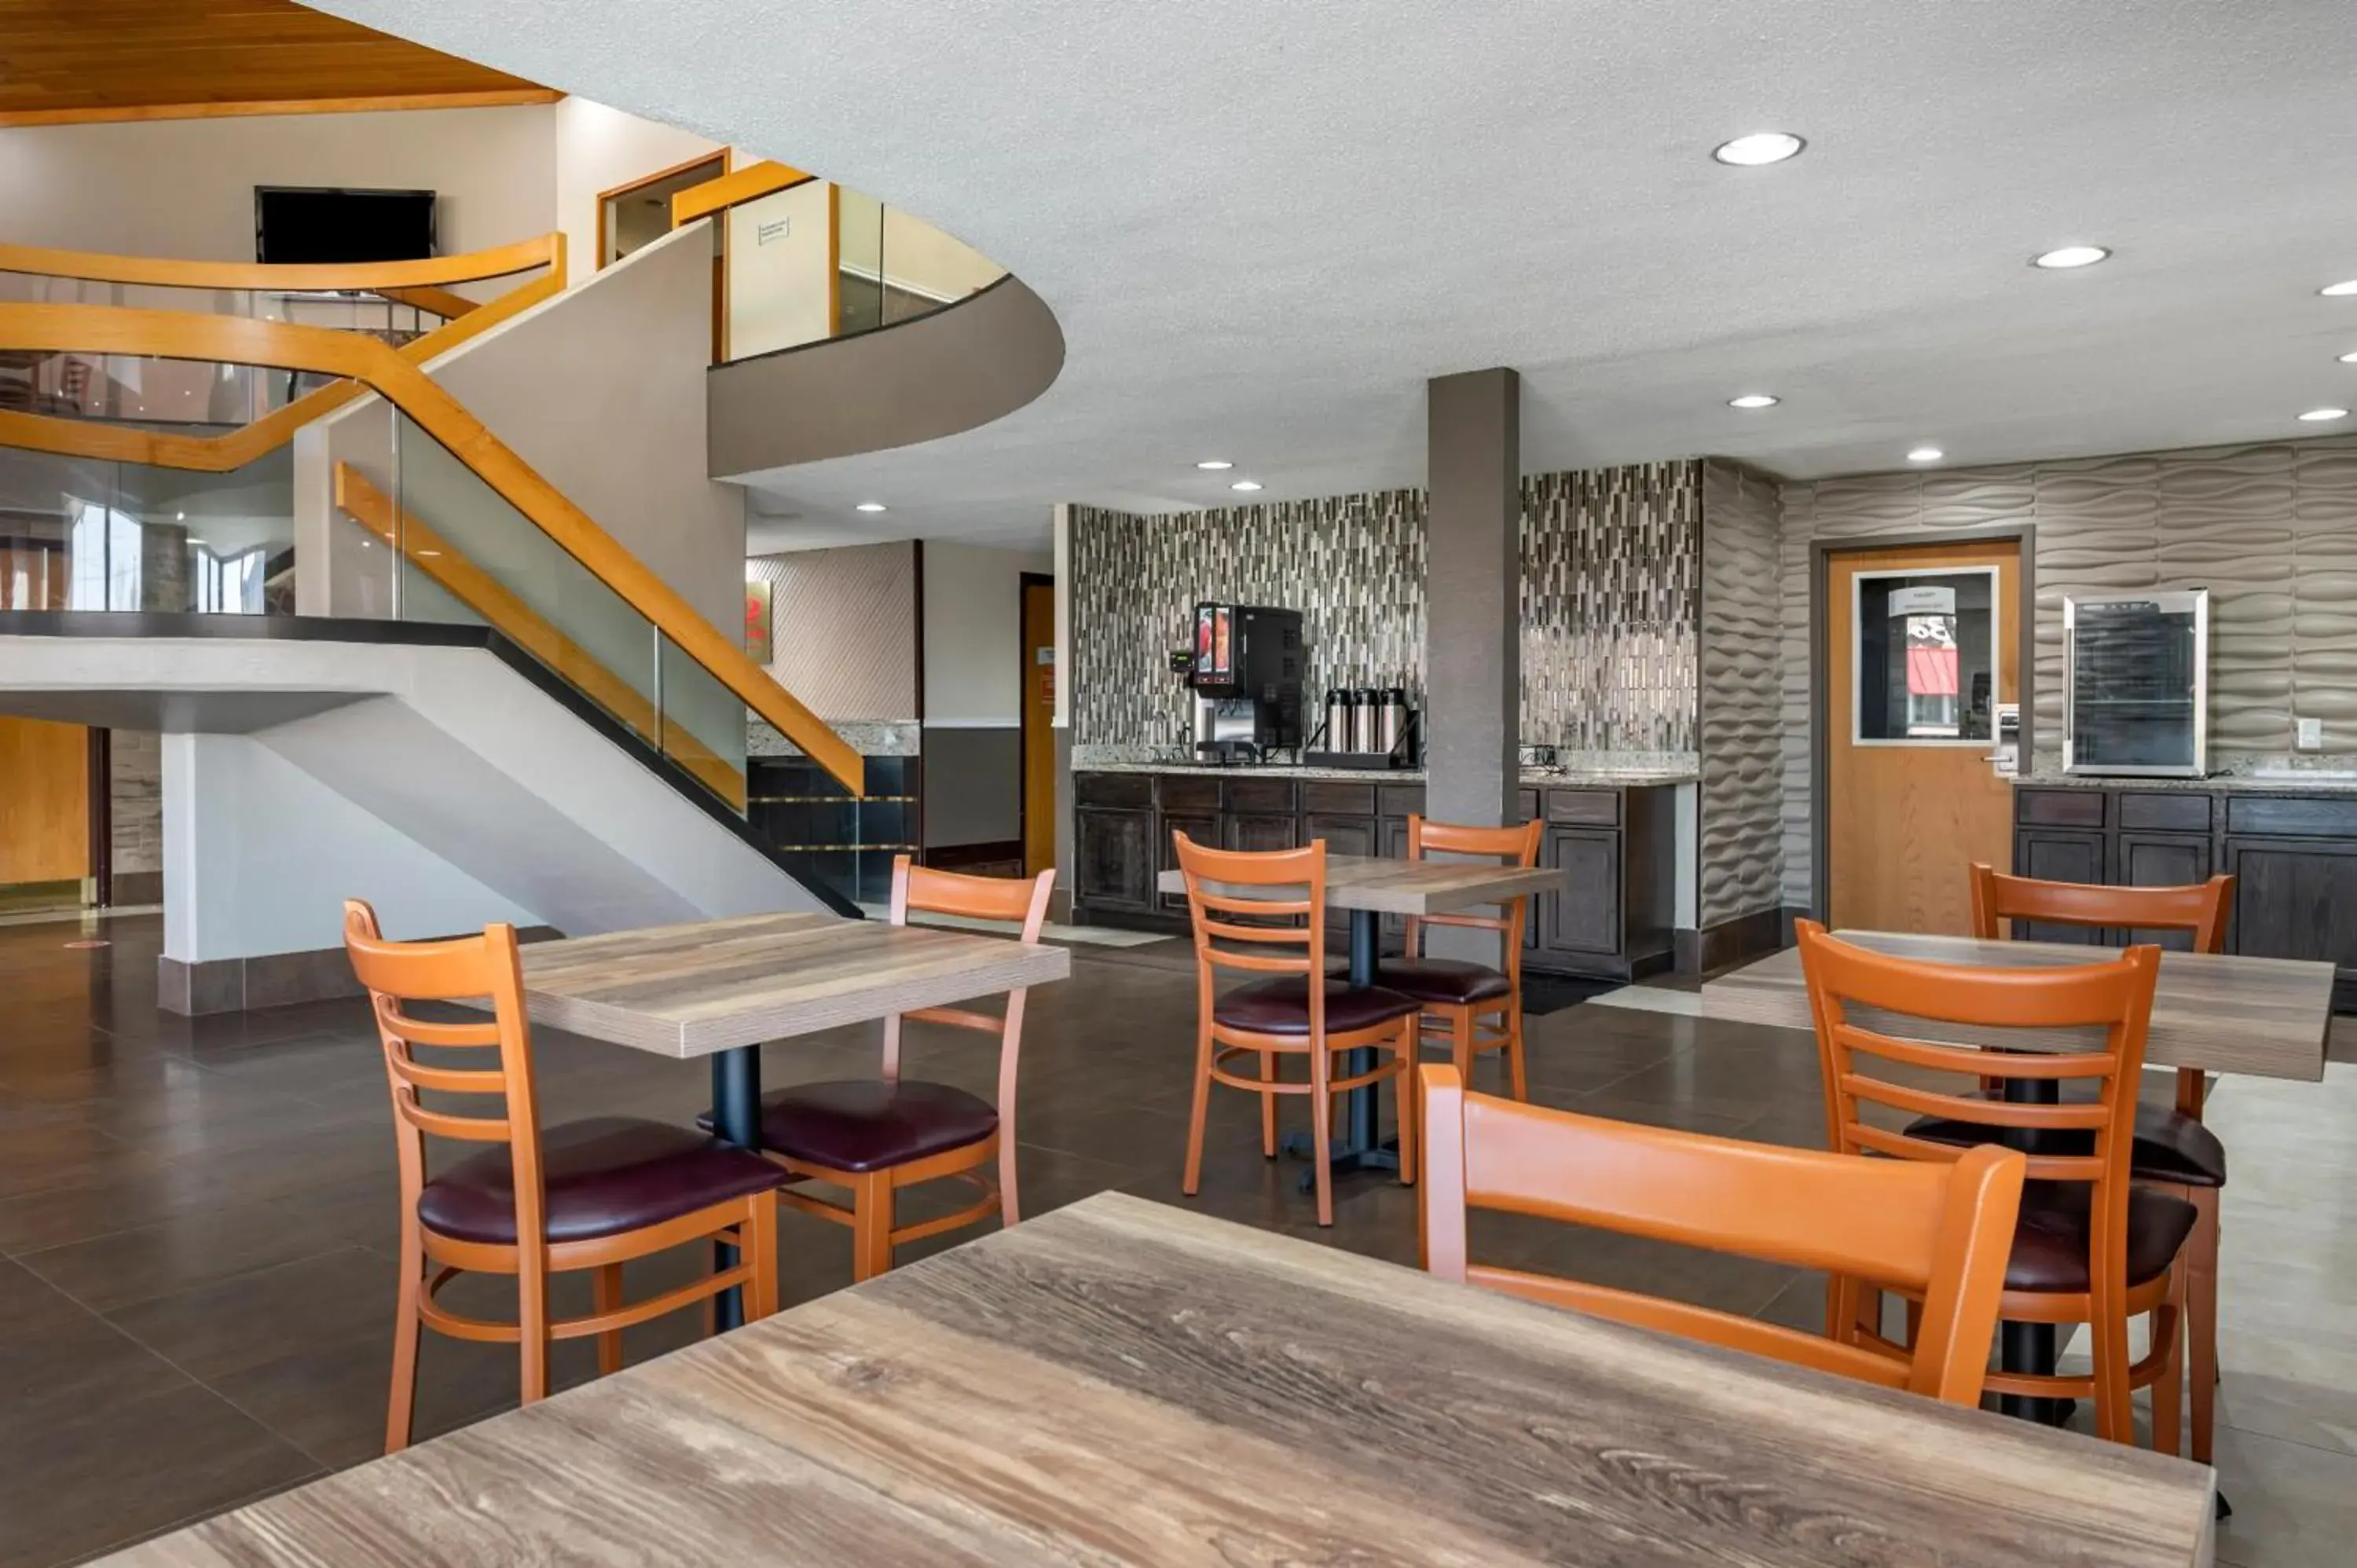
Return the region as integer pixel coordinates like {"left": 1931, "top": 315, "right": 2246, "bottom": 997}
{"left": 315, "top": 0, "right": 2357, "bottom": 550}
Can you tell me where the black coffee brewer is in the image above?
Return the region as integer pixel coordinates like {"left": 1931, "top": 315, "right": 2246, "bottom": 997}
{"left": 1185, "top": 603, "right": 1304, "bottom": 763}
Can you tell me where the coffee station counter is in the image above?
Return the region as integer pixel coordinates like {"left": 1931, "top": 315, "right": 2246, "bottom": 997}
{"left": 1070, "top": 761, "right": 1693, "bottom": 980}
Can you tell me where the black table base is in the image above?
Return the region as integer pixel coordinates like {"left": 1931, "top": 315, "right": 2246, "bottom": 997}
{"left": 1281, "top": 908, "right": 1403, "bottom": 1192}
{"left": 708, "top": 1045, "right": 762, "bottom": 1331}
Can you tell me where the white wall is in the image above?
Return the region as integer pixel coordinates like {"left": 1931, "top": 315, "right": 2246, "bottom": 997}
{"left": 0, "top": 106, "right": 556, "bottom": 262}
{"left": 922, "top": 540, "right": 1051, "bottom": 725}
{"left": 163, "top": 729, "right": 538, "bottom": 962}
{"left": 727, "top": 180, "right": 834, "bottom": 359}
{"left": 552, "top": 97, "right": 727, "bottom": 275}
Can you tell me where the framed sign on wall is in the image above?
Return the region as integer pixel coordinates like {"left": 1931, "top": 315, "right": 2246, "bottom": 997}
{"left": 745, "top": 578, "right": 775, "bottom": 664}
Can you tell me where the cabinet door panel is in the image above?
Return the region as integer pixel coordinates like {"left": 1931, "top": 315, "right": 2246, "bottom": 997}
{"left": 2223, "top": 837, "right": 2357, "bottom": 971}
{"left": 2116, "top": 831, "right": 2213, "bottom": 951}
{"left": 1160, "top": 811, "right": 1220, "bottom": 910}
{"left": 1074, "top": 808, "right": 1153, "bottom": 908}
{"left": 1541, "top": 827, "right": 1620, "bottom": 955}
{"left": 1224, "top": 812, "right": 1300, "bottom": 855}
{"left": 2011, "top": 829, "right": 2109, "bottom": 944}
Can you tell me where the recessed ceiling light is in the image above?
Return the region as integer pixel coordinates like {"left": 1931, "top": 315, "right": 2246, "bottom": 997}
{"left": 174, "top": 511, "right": 185, "bottom": 521}
{"left": 854, "top": 501, "right": 888, "bottom": 513}
{"left": 1711, "top": 132, "right": 1805, "bottom": 167}
{"left": 1907, "top": 446, "right": 1945, "bottom": 463}
{"left": 2341, "top": 350, "right": 2357, "bottom": 364}
{"left": 2321, "top": 280, "right": 2357, "bottom": 297}
{"left": 2032, "top": 245, "right": 2111, "bottom": 270}
{"left": 2298, "top": 408, "right": 2350, "bottom": 423}
{"left": 1230, "top": 480, "right": 1263, "bottom": 493}
{"left": 1728, "top": 394, "right": 1779, "bottom": 409}
{"left": 1195, "top": 460, "right": 1233, "bottom": 471}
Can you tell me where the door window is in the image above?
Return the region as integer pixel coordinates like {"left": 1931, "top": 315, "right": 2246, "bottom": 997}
{"left": 1852, "top": 567, "right": 1997, "bottom": 743}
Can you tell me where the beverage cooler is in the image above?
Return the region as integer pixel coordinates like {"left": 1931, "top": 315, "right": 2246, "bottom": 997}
{"left": 2062, "top": 590, "right": 2209, "bottom": 777}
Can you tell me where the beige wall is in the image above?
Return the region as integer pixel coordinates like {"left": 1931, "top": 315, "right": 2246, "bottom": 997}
{"left": 726, "top": 181, "right": 834, "bottom": 359}
{"left": 746, "top": 543, "right": 918, "bottom": 720}
{"left": 0, "top": 106, "right": 555, "bottom": 262}
{"left": 922, "top": 540, "right": 1052, "bottom": 725}
{"left": 551, "top": 97, "right": 727, "bottom": 276}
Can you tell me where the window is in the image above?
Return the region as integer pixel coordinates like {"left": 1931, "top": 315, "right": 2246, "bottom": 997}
{"left": 1853, "top": 567, "right": 1997, "bottom": 743}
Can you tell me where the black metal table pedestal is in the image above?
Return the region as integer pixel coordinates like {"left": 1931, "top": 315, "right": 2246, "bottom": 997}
{"left": 1285, "top": 908, "right": 1400, "bottom": 1189}
{"left": 708, "top": 1045, "right": 762, "bottom": 1331}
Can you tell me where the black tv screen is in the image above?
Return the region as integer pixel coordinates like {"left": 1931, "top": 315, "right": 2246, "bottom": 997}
{"left": 255, "top": 187, "right": 437, "bottom": 266}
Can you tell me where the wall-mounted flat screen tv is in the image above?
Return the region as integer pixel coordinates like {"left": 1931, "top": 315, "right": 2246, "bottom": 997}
{"left": 255, "top": 187, "right": 437, "bottom": 266}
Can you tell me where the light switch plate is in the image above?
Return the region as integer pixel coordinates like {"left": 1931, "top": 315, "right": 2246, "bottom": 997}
{"left": 2297, "top": 716, "right": 2324, "bottom": 749}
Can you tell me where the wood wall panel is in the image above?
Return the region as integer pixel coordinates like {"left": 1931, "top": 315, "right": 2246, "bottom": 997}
{"left": 0, "top": 716, "right": 87, "bottom": 885}
{"left": 0, "top": 0, "right": 552, "bottom": 126}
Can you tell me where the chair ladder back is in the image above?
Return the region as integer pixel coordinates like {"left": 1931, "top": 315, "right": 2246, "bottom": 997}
{"left": 1403, "top": 815, "right": 1543, "bottom": 963}
{"left": 1970, "top": 862, "right": 2232, "bottom": 953}
{"left": 1176, "top": 834, "right": 1328, "bottom": 1035}
{"left": 1417, "top": 1064, "right": 2026, "bottom": 1405}
{"left": 345, "top": 900, "right": 548, "bottom": 1251}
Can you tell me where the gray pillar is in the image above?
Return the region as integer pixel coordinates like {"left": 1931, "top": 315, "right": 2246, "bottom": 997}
{"left": 1424, "top": 368, "right": 1520, "bottom": 829}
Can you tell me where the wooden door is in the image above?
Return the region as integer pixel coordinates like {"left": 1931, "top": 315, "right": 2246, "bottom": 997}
{"left": 1021, "top": 577, "right": 1057, "bottom": 876}
{"left": 1826, "top": 540, "right": 2021, "bottom": 933}
{"left": 0, "top": 717, "right": 90, "bottom": 892}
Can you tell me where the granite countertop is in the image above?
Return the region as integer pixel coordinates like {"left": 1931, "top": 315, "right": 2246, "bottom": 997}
{"left": 2013, "top": 769, "right": 2357, "bottom": 796}
{"left": 1078, "top": 760, "right": 1699, "bottom": 788}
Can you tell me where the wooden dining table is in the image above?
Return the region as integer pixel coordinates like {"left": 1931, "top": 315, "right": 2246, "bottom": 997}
{"left": 94, "top": 1190, "right": 2216, "bottom": 1567}
{"left": 515, "top": 910, "right": 1071, "bottom": 1325}
{"left": 1156, "top": 852, "right": 1563, "bottom": 1181}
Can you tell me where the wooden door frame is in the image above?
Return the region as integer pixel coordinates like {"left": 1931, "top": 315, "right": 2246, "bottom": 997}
{"left": 1808, "top": 524, "right": 2037, "bottom": 921}
{"left": 595, "top": 148, "right": 730, "bottom": 271}
{"left": 1017, "top": 570, "right": 1056, "bottom": 876}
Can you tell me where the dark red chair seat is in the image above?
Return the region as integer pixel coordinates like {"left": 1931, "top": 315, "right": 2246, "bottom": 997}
{"left": 1905, "top": 1091, "right": 2225, "bottom": 1188}
{"left": 754, "top": 1079, "right": 999, "bottom": 1173}
{"left": 1214, "top": 976, "right": 1420, "bottom": 1036}
{"left": 418, "top": 1117, "right": 783, "bottom": 1246}
{"left": 1372, "top": 957, "right": 1512, "bottom": 1006}
{"left": 2006, "top": 1182, "right": 2198, "bottom": 1294}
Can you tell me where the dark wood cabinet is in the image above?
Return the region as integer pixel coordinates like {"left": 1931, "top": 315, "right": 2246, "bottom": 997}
{"left": 1073, "top": 807, "right": 1153, "bottom": 910}
{"left": 1541, "top": 827, "right": 1620, "bottom": 955}
{"left": 2012, "top": 827, "right": 2109, "bottom": 944}
{"left": 1072, "top": 770, "right": 1679, "bottom": 981}
{"left": 2013, "top": 783, "right": 2357, "bottom": 1009}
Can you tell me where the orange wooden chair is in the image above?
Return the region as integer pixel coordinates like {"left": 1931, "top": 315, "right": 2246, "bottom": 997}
{"left": 346, "top": 902, "right": 782, "bottom": 1455}
{"left": 1377, "top": 815, "right": 1545, "bottom": 1099}
{"left": 735, "top": 856, "right": 1054, "bottom": 1280}
{"left": 1175, "top": 834, "right": 1420, "bottom": 1227}
{"left": 1417, "top": 1063, "right": 2026, "bottom": 1406}
{"left": 1902, "top": 863, "right": 2234, "bottom": 1459}
{"left": 1795, "top": 920, "right": 2191, "bottom": 1449}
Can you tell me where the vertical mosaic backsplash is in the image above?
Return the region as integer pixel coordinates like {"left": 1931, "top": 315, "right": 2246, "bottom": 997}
{"left": 1069, "top": 461, "right": 1701, "bottom": 755}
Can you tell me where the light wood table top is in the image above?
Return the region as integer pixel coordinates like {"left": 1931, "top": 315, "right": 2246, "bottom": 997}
{"left": 1154, "top": 852, "right": 1563, "bottom": 916}
{"left": 516, "top": 911, "right": 1072, "bottom": 1059}
{"left": 1692, "top": 929, "right": 2330, "bottom": 1082}
{"left": 97, "top": 1190, "right": 2215, "bottom": 1567}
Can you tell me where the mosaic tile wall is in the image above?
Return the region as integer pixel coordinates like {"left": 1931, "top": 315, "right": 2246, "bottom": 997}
{"left": 1069, "top": 461, "right": 1702, "bottom": 755}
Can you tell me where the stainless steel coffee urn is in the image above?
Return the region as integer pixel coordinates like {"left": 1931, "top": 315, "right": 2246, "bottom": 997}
{"left": 1324, "top": 688, "right": 1354, "bottom": 753}
{"left": 1375, "top": 687, "right": 1409, "bottom": 757}
{"left": 1353, "top": 687, "right": 1382, "bottom": 752}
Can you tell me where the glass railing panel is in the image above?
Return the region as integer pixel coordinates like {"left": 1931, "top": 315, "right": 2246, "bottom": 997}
{"left": 0, "top": 441, "right": 294, "bottom": 615}
{"left": 383, "top": 411, "right": 674, "bottom": 764}
{"left": 835, "top": 186, "right": 887, "bottom": 337}
{"left": 876, "top": 203, "right": 1006, "bottom": 324}
{"left": 658, "top": 633, "right": 750, "bottom": 808}
{"left": 723, "top": 178, "right": 838, "bottom": 361}
{"left": 0, "top": 349, "right": 265, "bottom": 428}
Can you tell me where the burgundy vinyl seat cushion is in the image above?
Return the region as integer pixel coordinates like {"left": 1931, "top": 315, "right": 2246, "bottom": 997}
{"left": 1213, "top": 976, "right": 1421, "bottom": 1036}
{"left": 2003, "top": 1183, "right": 2199, "bottom": 1294}
{"left": 416, "top": 1117, "right": 783, "bottom": 1246}
{"left": 1372, "top": 957, "right": 1514, "bottom": 1006}
{"left": 1904, "top": 1092, "right": 2226, "bottom": 1188}
{"left": 752, "top": 1079, "right": 1000, "bottom": 1174}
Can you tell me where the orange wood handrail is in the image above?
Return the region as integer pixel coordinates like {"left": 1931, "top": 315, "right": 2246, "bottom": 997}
{"left": 334, "top": 464, "right": 748, "bottom": 810}
{"left": 671, "top": 160, "right": 816, "bottom": 227}
{"left": 0, "top": 301, "right": 861, "bottom": 794}
{"left": 0, "top": 233, "right": 563, "bottom": 292}
{"left": 0, "top": 244, "right": 566, "bottom": 474}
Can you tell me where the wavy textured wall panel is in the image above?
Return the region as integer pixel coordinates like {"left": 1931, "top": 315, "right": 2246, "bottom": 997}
{"left": 1778, "top": 434, "right": 2357, "bottom": 907}
{"left": 1698, "top": 460, "right": 1783, "bottom": 927}
{"left": 746, "top": 544, "right": 917, "bottom": 721}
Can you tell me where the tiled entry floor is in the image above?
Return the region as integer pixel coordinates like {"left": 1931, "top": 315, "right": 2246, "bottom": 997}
{"left": 0, "top": 913, "right": 2350, "bottom": 1566}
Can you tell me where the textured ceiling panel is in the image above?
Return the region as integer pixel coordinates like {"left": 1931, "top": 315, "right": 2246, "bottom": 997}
{"left": 312, "top": 1, "right": 2357, "bottom": 544}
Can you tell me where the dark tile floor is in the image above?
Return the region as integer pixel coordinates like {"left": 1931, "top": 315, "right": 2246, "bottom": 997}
{"left": 0, "top": 911, "right": 2348, "bottom": 1566}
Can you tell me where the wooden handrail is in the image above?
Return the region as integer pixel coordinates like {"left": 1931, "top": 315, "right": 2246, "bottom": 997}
{"left": 0, "top": 245, "right": 565, "bottom": 474}
{"left": 671, "top": 160, "right": 815, "bottom": 227}
{"left": 0, "top": 301, "right": 862, "bottom": 794}
{"left": 0, "top": 233, "right": 563, "bottom": 293}
{"left": 334, "top": 464, "right": 750, "bottom": 811}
